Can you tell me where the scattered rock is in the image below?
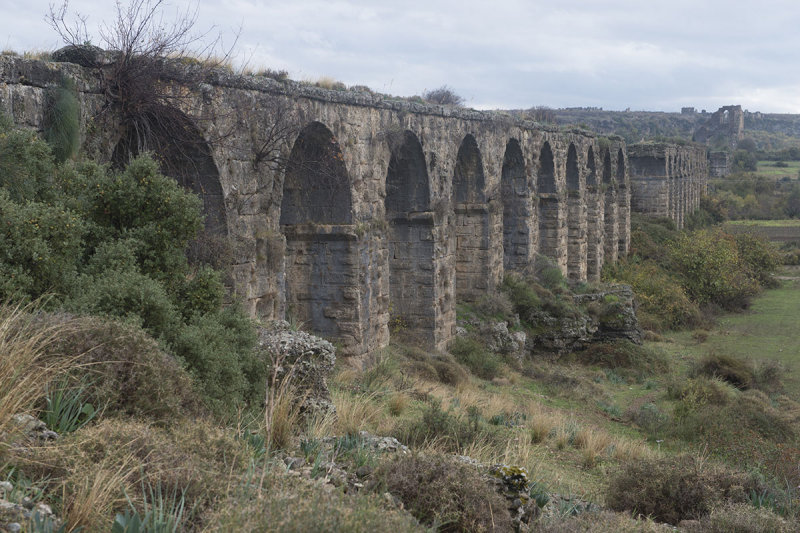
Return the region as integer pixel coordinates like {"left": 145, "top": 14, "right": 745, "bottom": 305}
{"left": 10, "top": 414, "right": 59, "bottom": 443}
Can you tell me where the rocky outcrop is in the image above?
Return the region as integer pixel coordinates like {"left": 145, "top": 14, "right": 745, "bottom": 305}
{"left": 257, "top": 321, "right": 337, "bottom": 417}
{"left": 574, "top": 284, "right": 643, "bottom": 345}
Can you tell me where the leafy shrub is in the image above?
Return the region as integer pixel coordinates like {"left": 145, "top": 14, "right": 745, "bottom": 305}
{"left": 448, "top": 336, "right": 500, "bottom": 380}
{"left": 606, "top": 455, "right": 761, "bottom": 524}
{"left": 473, "top": 291, "right": 514, "bottom": 320}
{"left": 395, "top": 399, "right": 487, "bottom": 451}
{"left": 668, "top": 229, "right": 762, "bottom": 310}
{"left": 500, "top": 273, "right": 541, "bottom": 316}
{"left": 379, "top": 454, "right": 512, "bottom": 531}
{"left": 0, "top": 124, "right": 57, "bottom": 202}
{"left": 0, "top": 190, "right": 83, "bottom": 301}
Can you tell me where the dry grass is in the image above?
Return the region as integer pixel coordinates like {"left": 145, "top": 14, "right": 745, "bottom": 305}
{"left": 332, "top": 390, "right": 388, "bottom": 435}
{"left": 0, "top": 302, "right": 76, "bottom": 451}
{"left": 312, "top": 76, "right": 346, "bottom": 90}
{"left": 62, "top": 452, "right": 137, "bottom": 531}
{"left": 387, "top": 392, "right": 410, "bottom": 416}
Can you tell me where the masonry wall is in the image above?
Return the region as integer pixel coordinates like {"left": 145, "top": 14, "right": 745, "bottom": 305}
{"left": 1, "top": 53, "right": 640, "bottom": 357}
{"left": 628, "top": 143, "right": 709, "bottom": 229}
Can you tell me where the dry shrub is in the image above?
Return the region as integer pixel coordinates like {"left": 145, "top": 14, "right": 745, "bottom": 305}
{"left": 606, "top": 455, "right": 762, "bottom": 525}
{"left": 694, "top": 353, "right": 755, "bottom": 390}
{"left": 532, "top": 510, "right": 666, "bottom": 532}
{"left": 41, "top": 313, "right": 200, "bottom": 420}
{"left": 206, "top": 468, "right": 422, "bottom": 532}
{"left": 574, "top": 340, "right": 667, "bottom": 375}
{"left": 379, "top": 453, "right": 512, "bottom": 532}
{"left": 682, "top": 502, "right": 791, "bottom": 533}
{"left": 12, "top": 417, "right": 250, "bottom": 530}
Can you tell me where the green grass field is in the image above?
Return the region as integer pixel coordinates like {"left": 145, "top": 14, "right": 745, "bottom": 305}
{"left": 669, "top": 270, "right": 800, "bottom": 396}
{"left": 756, "top": 160, "right": 800, "bottom": 179}
{"left": 726, "top": 219, "right": 800, "bottom": 227}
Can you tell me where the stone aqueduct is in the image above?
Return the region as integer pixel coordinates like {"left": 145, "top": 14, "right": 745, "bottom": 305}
{"left": 0, "top": 55, "right": 708, "bottom": 355}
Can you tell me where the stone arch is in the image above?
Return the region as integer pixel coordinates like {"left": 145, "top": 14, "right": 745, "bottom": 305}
{"left": 586, "top": 146, "right": 602, "bottom": 281}
{"left": 385, "top": 130, "right": 440, "bottom": 346}
{"left": 111, "top": 109, "right": 227, "bottom": 236}
{"left": 453, "top": 134, "right": 486, "bottom": 203}
{"left": 566, "top": 143, "right": 586, "bottom": 280}
{"left": 537, "top": 141, "right": 562, "bottom": 265}
{"left": 501, "top": 138, "right": 533, "bottom": 270}
{"left": 280, "top": 122, "right": 352, "bottom": 225}
{"left": 281, "top": 121, "right": 360, "bottom": 349}
{"left": 602, "top": 149, "right": 618, "bottom": 264}
{"left": 452, "top": 134, "right": 499, "bottom": 301}
{"left": 616, "top": 148, "right": 630, "bottom": 257}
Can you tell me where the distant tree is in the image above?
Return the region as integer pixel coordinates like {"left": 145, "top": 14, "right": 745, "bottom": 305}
{"left": 422, "top": 85, "right": 464, "bottom": 106}
{"left": 732, "top": 150, "right": 757, "bottom": 172}
{"left": 737, "top": 137, "right": 757, "bottom": 152}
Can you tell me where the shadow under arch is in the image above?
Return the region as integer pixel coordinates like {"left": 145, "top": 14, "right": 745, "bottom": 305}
{"left": 602, "top": 149, "right": 618, "bottom": 263}
{"left": 452, "top": 134, "right": 500, "bottom": 301}
{"left": 586, "top": 146, "right": 603, "bottom": 280}
{"left": 385, "top": 130, "right": 443, "bottom": 347}
{"left": 537, "top": 141, "right": 561, "bottom": 262}
{"left": 501, "top": 138, "right": 533, "bottom": 271}
{"left": 280, "top": 121, "right": 360, "bottom": 346}
{"left": 566, "top": 143, "right": 586, "bottom": 280}
{"left": 111, "top": 106, "right": 227, "bottom": 237}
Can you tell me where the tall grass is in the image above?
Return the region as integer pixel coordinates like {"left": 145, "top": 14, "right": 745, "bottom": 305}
{"left": 0, "top": 302, "right": 75, "bottom": 452}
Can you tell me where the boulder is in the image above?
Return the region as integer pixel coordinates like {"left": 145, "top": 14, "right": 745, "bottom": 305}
{"left": 574, "top": 284, "right": 643, "bottom": 345}
{"left": 256, "top": 321, "right": 336, "bottom": 417}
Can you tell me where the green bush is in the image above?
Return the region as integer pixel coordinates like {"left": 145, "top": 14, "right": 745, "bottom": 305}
{"left": 0, "top": 118, "right": 261, "bottom": 415}
{"left": 379, "top": 454, "right": 512, "bottom": 532}
{"left": 42, "top": 313, "right": 200, "bottom": 420}
{"left": 668, "top": 229, "right": 761, "bottom": 310}
{"left": 0, "top": 190, "right": 83, "bottom": 301}
{"left": 0, "top": 125, "right": 57, "bottom": 202}
{"left": 170, "top": 308, "right": 261, "bottom": 411}
{"left": 448, "top": 336, "right": 501, "bottom": 380}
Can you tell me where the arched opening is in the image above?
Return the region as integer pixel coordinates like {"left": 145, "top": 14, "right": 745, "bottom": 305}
{"left": 586, "top": 146, "right": 602, "bottom": 281}
{"left": 603, "top": 149, "right": 618, "bottom": 264}
{"left": 537, "top": 141, "right": 561, "bottom": 264}
{"left": 453, "top": 135, "right": 498, "bottom": 301}
{"left": 385, "top": 131, "right": 439, "bottom": 346}
{"left": 280, "top": 122, "right": 352, "bottom": 225}
{"left": 281, "top": 122, "right": 356, "bottom": 343}
{"left": 112, "top": 107, "right": 227, "bottom": 237}
{"left": 501, "top": 139, "right": 532, "bottom": 270}
{"left": 616, "top": 148, "right": 629, "bottom": 257}
{"left": 566, "top": 143, "right": 585, "bottom": 280}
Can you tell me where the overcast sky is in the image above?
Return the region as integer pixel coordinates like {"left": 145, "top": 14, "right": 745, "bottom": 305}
{"left": 2, "top": 0, "right": 800, "bottom": 113}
